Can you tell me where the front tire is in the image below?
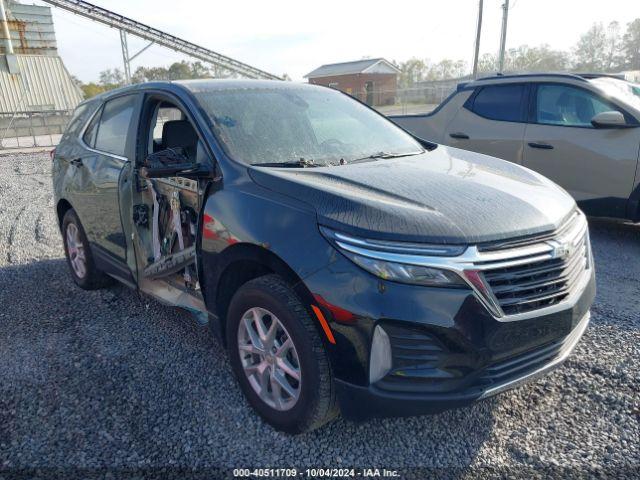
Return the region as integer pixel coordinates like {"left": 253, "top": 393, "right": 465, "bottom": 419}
{"left": 226, "top": 274, "right": 337, "bottom": 433}
{"left": 61, "top": 209, "right": 112, "bottom": 290}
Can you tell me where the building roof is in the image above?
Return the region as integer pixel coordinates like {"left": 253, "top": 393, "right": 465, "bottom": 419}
{"left": 0, "top": 54, "right": 83, "bottom": 112}
{"left": 304, "top": 58, "right": 400, "bottom": 79}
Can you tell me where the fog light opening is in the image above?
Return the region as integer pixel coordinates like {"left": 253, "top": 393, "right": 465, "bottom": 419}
{"left": 369, "top": 325, "right": 392, "bottom": 384}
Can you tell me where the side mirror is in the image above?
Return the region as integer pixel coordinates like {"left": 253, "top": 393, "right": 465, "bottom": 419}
{"left": 140, "top": 148, "right": 213, "bottom": 179}
{"left": 591, "top": 111, "right": 627, "bottom": 128}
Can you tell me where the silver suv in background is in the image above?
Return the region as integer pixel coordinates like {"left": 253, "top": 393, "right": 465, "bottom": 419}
{"left": 391, "top": 74, "right": 640, "bottom": 221}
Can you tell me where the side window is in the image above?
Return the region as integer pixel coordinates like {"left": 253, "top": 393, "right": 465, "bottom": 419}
{"left": 82, "top": 106, "right": 102, "bottom": 148}
{"left": 94, "top": 95, "right": 136, "bottom": 156}
{"left": 470, "top": 84, "right": 525, "bottom": 122}
{"left": 535, "top": 84, "right": 620, "bottom": 127}
{"left": 152, "top": 106, "right": 184, "bottom": 144}
{"left": 145, "top": 101, "right": 200, "bottom": 163}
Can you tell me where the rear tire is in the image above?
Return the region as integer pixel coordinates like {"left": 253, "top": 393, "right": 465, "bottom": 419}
{"left": 226, "top": 274, "right": 338, "bottom": 433}
{"left": 61, "top": 209, "right": 112, "bottom": 290}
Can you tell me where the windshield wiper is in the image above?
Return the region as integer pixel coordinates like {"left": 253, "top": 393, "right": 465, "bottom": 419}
{"left": 252, "top": 158, "right": 319, "bottom": 168}
{"left": 348, "top": 151, "right": 423, "bottom": 165}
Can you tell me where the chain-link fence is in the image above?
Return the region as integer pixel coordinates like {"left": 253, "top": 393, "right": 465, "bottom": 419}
{"left": 0, "top": 110, "right": 74, "bottom": 151}
{"left": 362, "top": 84, "right": 457, "bottom": 116}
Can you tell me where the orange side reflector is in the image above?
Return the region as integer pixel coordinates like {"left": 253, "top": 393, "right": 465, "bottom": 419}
{"left": 311, "top": 305, "right": 336, "bottom": 344}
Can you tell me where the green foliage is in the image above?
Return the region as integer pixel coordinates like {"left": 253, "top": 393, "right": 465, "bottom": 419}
{"left": 393, "top": 18, "right": 640, "bottom": 84}
{"left": 479, "top": 44, "right": 570, "bottom": 74}
{"left": 393, "top": 58, "right": 467, "bottom": 88}
{"left": 622, "top": 18, "right": 640, "bottom": 69}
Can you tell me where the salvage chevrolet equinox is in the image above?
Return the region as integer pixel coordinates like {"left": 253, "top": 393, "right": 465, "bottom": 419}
{"left": 52, "top": 80, "right": 595, "bottom": 433}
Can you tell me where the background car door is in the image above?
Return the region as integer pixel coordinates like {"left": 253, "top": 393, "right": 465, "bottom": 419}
{"left": 75, "top": 94, "right": 138, "bottom": 262}
{"left": 523, "top": 83, "right": 640, "bottom": 218}
{"left": 445, "top": 83, "right": 528, "bottom": 163}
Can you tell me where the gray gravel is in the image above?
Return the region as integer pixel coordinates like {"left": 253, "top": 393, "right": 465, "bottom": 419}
{"left": 0, "top": 152, "right": 639, "bottom": 478}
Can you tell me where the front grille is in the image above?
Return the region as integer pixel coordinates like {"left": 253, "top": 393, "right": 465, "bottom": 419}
{"left": 477, "top": 213, "right": 590, "bottom": 317}
{"left": 474, "top": 312, "right": 588, "bottom": 389}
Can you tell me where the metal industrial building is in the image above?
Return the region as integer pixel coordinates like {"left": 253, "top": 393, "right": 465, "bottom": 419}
{"left": 0, "top": 0, "right": 82, "bottom": 112}
{"left": 0, "top": 0, "right": 82, "bottom": 148}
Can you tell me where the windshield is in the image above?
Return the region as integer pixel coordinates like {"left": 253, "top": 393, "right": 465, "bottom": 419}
{"left": 589, "top": 78, "right": 640, "bottom": 111}
{"left": 193, "top": 86, "right": 423, "bottom": 166}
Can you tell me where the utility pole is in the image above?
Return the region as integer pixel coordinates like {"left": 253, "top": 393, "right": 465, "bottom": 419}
{"left": 497, "top": 0, "right": 510, "bottom": 73}
{"left": 472, "top": 0, "right": 483, "bottom": 78}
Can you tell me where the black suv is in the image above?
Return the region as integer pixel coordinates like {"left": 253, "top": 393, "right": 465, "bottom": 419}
{"left": 53, "top": 80, "right": 595, "bottom": 433}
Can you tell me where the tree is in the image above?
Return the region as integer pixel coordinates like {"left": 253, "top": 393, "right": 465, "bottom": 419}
{"left": 98, "top": 68, "right": 125, "bottom": 87}
{"left": 80, "top": 83, "right": 107, "bottom": 99}
{"left": 394, "top": 58, "right": 428, "bottom": 88}
{"left": 427, "top": 59, "right": 467, "bottom": 80}
{"left": 622, "top": 18, "right": 640, "bottom": 69}
{"left": 573, "top": 22, "right": 622, "bottom": 72}
{"left": 393, "top": 58, "right": 468, "bottom": 87}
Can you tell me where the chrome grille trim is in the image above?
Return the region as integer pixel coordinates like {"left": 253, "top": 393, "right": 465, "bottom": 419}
{"left": 324, "top": 210, "right": 592, "bottom": 321}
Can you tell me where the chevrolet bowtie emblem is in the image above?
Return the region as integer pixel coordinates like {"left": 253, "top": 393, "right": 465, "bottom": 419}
{"left": 550, "top": 242, "right": 572, "bottom": 259}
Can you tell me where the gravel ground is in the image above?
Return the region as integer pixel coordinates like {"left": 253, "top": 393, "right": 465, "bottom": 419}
{"left": 0, "top": 152, "right": 638, "bottom": 478}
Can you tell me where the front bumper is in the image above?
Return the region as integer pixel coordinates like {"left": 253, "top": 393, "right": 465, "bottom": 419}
{"left": 337, "top": 311, "right": 591, "bottom": 420}
{"left": 335, "top": 308, "right": 591, "bottom": 421}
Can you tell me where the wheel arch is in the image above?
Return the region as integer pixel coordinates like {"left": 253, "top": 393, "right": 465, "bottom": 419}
{"left": 56, "top": 198, "right": 74, "bottom": 228}
{"left": 201, "top": 242, "right": 316, "bottom": 346}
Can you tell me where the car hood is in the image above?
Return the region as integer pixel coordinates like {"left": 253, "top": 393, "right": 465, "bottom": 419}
{"left": 248, "top": 145, "right": 576, "bottom": 245}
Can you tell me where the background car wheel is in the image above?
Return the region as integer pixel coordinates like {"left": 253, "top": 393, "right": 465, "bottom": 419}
{"left": 226, "top": 274, "right": 338, "bottom": 433}
{"left": 61, "top": 209, "right": 112, "bottom": 290}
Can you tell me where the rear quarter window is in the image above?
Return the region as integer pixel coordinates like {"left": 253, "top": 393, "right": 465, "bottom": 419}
{"left": 94, "top": 95, "right": 136, "bottom": 157}
{"left": 60, "top": 103, "right": 92, "bottom": 143}
{"left": 468, "top": 84, "right": 525, "bottom": 122}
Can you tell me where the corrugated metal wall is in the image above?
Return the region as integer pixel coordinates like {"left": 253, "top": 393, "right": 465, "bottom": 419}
{"left": 0, "top": 54, "right": 83, "bottom": 112}
{"left": 0, "top": 1, "right": 58, "bottom": 55}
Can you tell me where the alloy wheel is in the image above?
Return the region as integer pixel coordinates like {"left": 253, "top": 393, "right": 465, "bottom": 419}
{"left": 237, "top": 307, "right": 302, "bottom": 411}
{"left": 66, "top": 223, "right": 87, "bottom": 279}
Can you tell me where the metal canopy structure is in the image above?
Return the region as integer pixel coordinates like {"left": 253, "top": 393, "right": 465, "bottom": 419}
{"left": 40, "top": 0, "right": 282, "bottom": 81}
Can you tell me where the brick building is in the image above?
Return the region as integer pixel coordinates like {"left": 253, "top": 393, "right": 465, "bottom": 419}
{"left": 305, "top": 58, "right": 399, "bottom": 106}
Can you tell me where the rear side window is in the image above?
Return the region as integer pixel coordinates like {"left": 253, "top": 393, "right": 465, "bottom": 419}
{"left": 61, "top": 103, "right": 90, "bottom": 141}
{"left": 470, "top": 84, "right": 525, "bottom": 122}
{"left": 94, "top": 95, "right": 136, "bottom": 157}
{"left": 82, "top": 106, "right": 102, "bottom": 148}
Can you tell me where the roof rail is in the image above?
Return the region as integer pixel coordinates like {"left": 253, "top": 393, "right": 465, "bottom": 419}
{"left": 575, "top": 73, "right": 626, "bottom": 80}
{"left": 474, "top": 72, "right": 588, "bottom": 83}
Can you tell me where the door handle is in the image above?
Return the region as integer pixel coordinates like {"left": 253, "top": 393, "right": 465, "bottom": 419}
{"left": 449, "top": 132, "right": 470, "bottom": 140}
{"left": 70, "top": 158, "right": 84, "bottom": 167}
{"left": 527, "top": 142, "right": 554, "bottom": 150}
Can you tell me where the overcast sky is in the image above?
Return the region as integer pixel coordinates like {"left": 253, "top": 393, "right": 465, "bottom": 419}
{"left": 32, "top": 0, "right": 640, "bottom": 82}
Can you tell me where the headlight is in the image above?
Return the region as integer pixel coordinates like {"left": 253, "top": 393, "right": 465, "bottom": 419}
{"left": 344, "top": 250, "right": 465, "bottom": 286}
{"left": 320, "top": 226, "right": 467, "bottom": 287}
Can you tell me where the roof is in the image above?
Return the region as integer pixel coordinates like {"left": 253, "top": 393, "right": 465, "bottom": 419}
{"left": 473, "top": 73, "right": 588, "bottom": 84}
{"left": 0, "top": 54, "right": 83, "bottom": 112}
{"left": 84, "top": 79, "right": 331, "bottom": 104}
{"left": 304, "top": 58, "right": 400, "bottom": 79}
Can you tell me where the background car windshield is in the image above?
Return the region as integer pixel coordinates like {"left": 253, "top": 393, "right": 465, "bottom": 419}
{"left": 194, "top": 87, "right": 423, "bottom": 165}
{"left": 589, "top": 78, "right": 640, "bottom": 111}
